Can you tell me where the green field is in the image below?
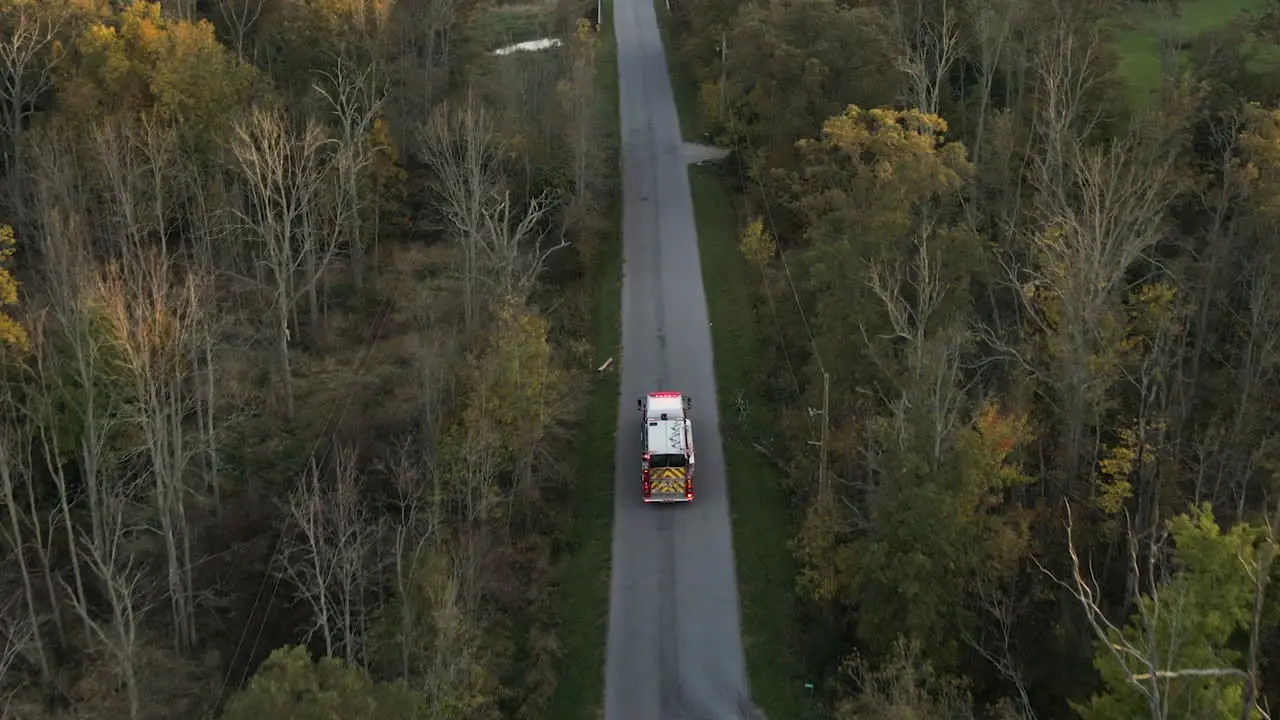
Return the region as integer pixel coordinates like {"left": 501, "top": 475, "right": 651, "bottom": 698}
{"left": 548, "top": 2, "right": 622, "bottom": 717}
{"left": 470, "top": 1, "right": 559, "bottom": 51}
{"left": 1114, "top": 0, "right": 1274, "bottom": 104}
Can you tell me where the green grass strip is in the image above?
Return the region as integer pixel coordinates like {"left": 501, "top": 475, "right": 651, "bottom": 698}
{"left": 689, "top": 164, "right": 825, "bottom": 720}
{"left": 652, "top": 0, "right": 706, "bottom": 142}
{"left": 548, "top": 3, "right": 622, "bottom": 718}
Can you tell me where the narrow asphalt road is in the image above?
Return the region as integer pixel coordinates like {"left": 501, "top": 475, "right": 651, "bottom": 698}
{"left": 602, "top": 0, "right": 753, "bottom": 715}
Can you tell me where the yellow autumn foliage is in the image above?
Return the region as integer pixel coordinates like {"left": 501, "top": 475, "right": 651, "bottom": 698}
{"left": 789, "top": 104, "right": 972, "bottom": 253}
{"left": 1239, "top": 103, "right": 1280, "bottom": 220}
{"left": 455, "top": 297, "right": 565, "bottom": 462}
{"left": 739, "top": 216, "right": 776, "bottom": 268}
{"left": 56, "top": 1, "right": 260, "bottom": 153}
{"left": 1096, "top": 427, "right": 1142, "bottom": 514}
{"left": 0, "top": 225, "right": 29, "bottom": 354}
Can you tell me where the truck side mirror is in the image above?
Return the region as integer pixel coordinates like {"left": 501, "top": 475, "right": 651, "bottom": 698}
{"left": 684, "top": 397, "right": 692, "bottom": 411}
{"left": 637, "top": 398, "right": 643, "bottom": 411}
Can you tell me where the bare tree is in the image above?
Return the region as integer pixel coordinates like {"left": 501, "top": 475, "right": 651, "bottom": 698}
{"left": 92, "top": 118, "right": 151, "bottom": 253}
{"left": 1008, "top": 117, "right": 1182, "bottom": 486}
{"left": 137, "top": 115, "right": 181, "bottom": 257}
{"left": 0, "top": 418, "right": 48, "bottom": 685}
{"left": 313, "top": 54, "right": 389, "bottom": 295}
{"left": 1029, "top": 7, "right": 1105, "bottom": 198}
{"left": 1176, "top": 109, "right": 1246, "bottom": 439}
{"left": 215, "top": 0, "right": 268, "bottom": 62}
{"left": 27, "top": 123, "right": 92, "bottom": 314}
{"left": 958, "top": 582, "right": 1037, "bottom": 720}
{"left": 968, "top": 0, "right": 1024, "bottom": 165}
{"left": 280, "top": 447, "right": 380, "bottom": 664}
{"left": 0, "top": 595, "right": 34, "bottom": 709}
{"left": 395, "top": 0, "right": 465, "bottom": 104}
{"left": 886, "top": 0, "right": 962, "bottom": 117}
{"left": 417, "top": 99, "right": 504, "bottom": 331}
{"left": 837, "top": 637, "right": 976, "bottom": 719}
{"left": 157, "top": 0, "right": 197, "bottom": 22}
{"left": 183, "top": 165, "right": 235, "bottom": 514}
{"left": 94, "top": 247, "right": 205, "bottom": 654}
{"left": 559, "top": 20, "right": 602, "bottom": 200}
{"left": 0, "top": 1, "right": 60, "bottom": 216}
{"left": 865, "top": 224, "right": 968, "bottom": 474}
{"left": 378, "top": 437, "right": 442, "bottom": 679}
{"left": 474, "top": 188, "right": 567, "bottom": 305}
{"left": 230, "top": 106, "right": 336, "bottom": 420}
{"left": 62, "top": 482, "right": 152, "bottom": 720}
{"left": 29, "top": 312, "right": 101, "bottom": 643}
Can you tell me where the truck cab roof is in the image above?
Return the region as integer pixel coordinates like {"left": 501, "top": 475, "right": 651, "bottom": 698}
{"left": 644, "top": 392, "right": 685, "bottom": 419}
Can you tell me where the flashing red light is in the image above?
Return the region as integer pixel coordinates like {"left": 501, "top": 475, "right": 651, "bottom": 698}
{"left": 649, "top": 391, "right": 682, "bottom": 398}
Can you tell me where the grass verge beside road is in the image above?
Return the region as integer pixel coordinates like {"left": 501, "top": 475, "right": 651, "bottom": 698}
{"left": 652, "top": 0, "right": 705, "bottom": 141}
{"left": 548, "top": 3, "right": 622, "bottom": 718}
{"left": 688, "top": 164, "right": 823, "bottom": 720}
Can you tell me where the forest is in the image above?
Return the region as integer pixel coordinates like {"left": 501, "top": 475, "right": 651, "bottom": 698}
{"left": 0, "top": 0, "right": 613, "bottom": 717}
{"left": 664, "top": 0, "right": 1280, "bottom": 717}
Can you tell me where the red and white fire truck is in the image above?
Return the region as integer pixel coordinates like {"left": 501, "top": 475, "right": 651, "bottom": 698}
{"left": 636, "top": 391, "right": 695, "bottom": 503}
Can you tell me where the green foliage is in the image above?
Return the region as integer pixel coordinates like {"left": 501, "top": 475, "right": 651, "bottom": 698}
{"left": 697, "top": 0, "right": 899, "bottom": 154}
{"left": 221, "top": 646, "right": 427, "bottom": 720}
{"left": 806, "top": 401, "right": 1036, "bottom": 664}
{"left": 781, "top": 105, "right": 981, "bottom": 396}
{"left": 1075, "top": 505, "right": 1263, "bottom": 720}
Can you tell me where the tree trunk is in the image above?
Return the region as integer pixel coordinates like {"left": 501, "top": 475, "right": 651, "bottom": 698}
{"left": 0, "top": 449, "right": 50, "bottom": 683}
{"left": 277, "top": 297, "right": 295, "bottom": 421}
{"left": 349, "top": 161, "right": 365, "bottom": 295}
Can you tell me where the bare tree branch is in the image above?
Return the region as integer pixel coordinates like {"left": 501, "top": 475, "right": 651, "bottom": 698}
{"left": 417, "top": 99, "right": 505, "bottom": 331}
{"left": 215, "top": 0, "right": 267, "bottom": 62}
{"left": 313, "top": 53, "right": 389, "bottom": 295}
{"left": 279, "top": 446, "right": 380, "bottom": 664}
{"left": 0, "top": 1, "right": 60, "bottom": 217}
{"left": 231, "top": 106, "right": 337, "bottom": 419}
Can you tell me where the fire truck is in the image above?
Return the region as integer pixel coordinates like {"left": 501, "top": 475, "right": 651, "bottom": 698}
{"left": 636, "top": 391, "right": 695, "bottom": 503}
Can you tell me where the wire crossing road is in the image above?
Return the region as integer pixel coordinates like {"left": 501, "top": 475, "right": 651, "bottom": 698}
{"left": 602, "top": 0, "right": 752, "bottom": 715}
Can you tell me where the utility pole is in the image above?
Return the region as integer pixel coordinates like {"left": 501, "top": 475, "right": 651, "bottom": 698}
{"left": 719, "top": 29, "right": 727, "bottom": 125}
{"left": 819, "top": 371, "right": 829, "bottom": 500}
{"left": 807, "top": 371, "right": 830, "bottom": 501}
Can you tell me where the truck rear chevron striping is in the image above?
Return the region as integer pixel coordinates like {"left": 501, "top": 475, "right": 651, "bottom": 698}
{"left": 636, "top": 391, "right": 695, "bottom": 503}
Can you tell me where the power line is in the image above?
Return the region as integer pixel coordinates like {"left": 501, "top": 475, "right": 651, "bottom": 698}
{"left": 208, "top": 294, "right": 396, "bottom": 716}
{"left": 725, "top": 124, "right": 803, "bottom": 404}
{"left": 734, "top": 113, "right": 824, "bottom": 376}
{"left": 718, "top": 38, "right": 831, "bottom": 495}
